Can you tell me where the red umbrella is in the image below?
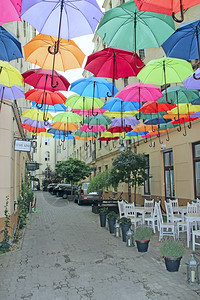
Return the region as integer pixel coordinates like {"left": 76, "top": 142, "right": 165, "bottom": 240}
{"left": 107, "top": 125, "right": 133, "bottom": 133}
{"left": 139, "top": 101, "right": 176, "bottom": 113}
{"left": 84, "top": 47, "right": 144, "bottom": 97}
{"left": 80, "top": 124, "right": 106, "bottom": 132}
{"left": 25, "top": 89, "right": 66, "bottom": 106}
{"left": 134, "top": 0, "right": 200, "bottom": 22}
{"left": 22, "top": 68, "right": 70, "bottom": 92}
{"left": 21, "top": 123, "right": 47, "bottom": 134}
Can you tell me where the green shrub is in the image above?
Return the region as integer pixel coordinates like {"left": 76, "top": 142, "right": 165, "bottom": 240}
{"left": 99, "top": 207, "right": 108, "bottom": 215}
{"left": 118, "top": 217, "right": 132, "bottom": 225}
{"left": 134, "top": 226, "right": 152, "bottom": 241}
{"left": 160, "top": 239, "right": 185, "bottom": 258}
{"left": 107, "top": 211, "right": 117, "bottom": 219}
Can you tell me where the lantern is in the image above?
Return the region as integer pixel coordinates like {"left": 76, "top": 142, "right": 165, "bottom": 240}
{"left": 186, "top": 254, "right": 199, "bottom": 284}
{"left": 126, "top": 228, "right": 134, "bottom": 247}
{"left": 114, "top": 222, "right": 121, "bottom": 238}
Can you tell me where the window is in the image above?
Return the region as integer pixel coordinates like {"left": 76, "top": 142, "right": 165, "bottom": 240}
{"left": 144, "top": 155, "right": 150, "bottom": 195}
{"left": 99, "top": 167, "right": 101, "bottom": 173}
{"left": 45, "top": 151, "right": 50, "bottom": 161}
{"left": 45, "top": 137, "right": 50, "bottom": 146}
{"left": 163, "top": 150, "right": 175, "bottom": 199}
{"left": 123, "top": 77, "right": 128, "bottom": 87}
{"left": 89, "top": 140, "right": 92, "bottom": 157}
{"left": 120, "top": 0, "right": 125, "bottom": 4}
{"left": 139, "top": 49, "right": 145, "bottom": 60}
{"left": 99, "top": 140, "right": 102, "bottom": 149}
{"left": 57, "top": 145, "right": 61, "bottom": 153}
{"left": 105, "top": 165, "right": 108, "bottom": 170}
{"left": 193, "top": 142, "right": 200, "bottom": 198}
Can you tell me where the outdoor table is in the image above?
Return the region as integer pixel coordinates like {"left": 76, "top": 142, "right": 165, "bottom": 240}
{"left": 173, "top": 206, "right": 187, "bottom": 219}
{"left": 135, "top": 206, "right": 152, "bottom": 224}
{"left": 185, "top": 213, "right": 200, "bottom": 248}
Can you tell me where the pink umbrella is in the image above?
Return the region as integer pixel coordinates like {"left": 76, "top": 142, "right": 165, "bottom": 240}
{"left": 22, "top": 68, "right": 70, "bottom": 92}
{"left": 80, "top": 124, "right": 106, "bottom": 132}
{"left": 0, "top": 1, "right": 21, "bottom": 25}
{"left": 71, "top": 108, "right": 106, "bottom": 115}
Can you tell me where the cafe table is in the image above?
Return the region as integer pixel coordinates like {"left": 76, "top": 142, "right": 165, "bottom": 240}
{"left": 185, "top": 213, "right": 200, "bottom": 248}
{"left": 172, "top": 206, "right": 187, "bottom": 219}
{"left": 135, "top": 206, "right": 153, "bottom": 224}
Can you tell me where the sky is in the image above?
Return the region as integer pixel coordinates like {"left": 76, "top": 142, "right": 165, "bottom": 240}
{"left": 64, "top": 0, "right": 104, "bottom": 87}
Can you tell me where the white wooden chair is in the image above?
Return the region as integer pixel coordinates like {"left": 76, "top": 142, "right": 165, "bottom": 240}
{"left": 124, "top": 203, "right": 143, "bottom": 229}
{"left": 144, "top": 198, "right": 154, "bottom": 217}
{"left": 118, "top": 200, "right": 126, "bottom": 218}
{"left": 165, "top": 201, "right": 182, "bottom": 223}
{"left": 169, "top": 198, "right": 181, "bottom": 216}
{"left": 192, "top": 230, "right": 200, "bottom": 251}
{"left": 144, "top": 201, "right": 159, "bottom": 233}
{"left": 157, "top": 202, "right": 177, "bottom": 241}
{"left": 187, "top": 202, "right": 198, "bottom": 214}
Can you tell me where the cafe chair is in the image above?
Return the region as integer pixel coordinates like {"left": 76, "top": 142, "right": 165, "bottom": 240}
{"left": 157, "top": 202, "right": 177, "bottom": 241}
{"left": 192, "top": 230, "right": 200, "bottom": 251}
{"left": 118, "top": 200, "right": 126, "bottom": 218}
{"left": 165, "top": 201, "right": 182, "bottom": 223}
{"left": 144, "top": 201, "right": 159, "bottom": 233}
{"left": 124, "top": 203, "right": 143, "bottom": 229}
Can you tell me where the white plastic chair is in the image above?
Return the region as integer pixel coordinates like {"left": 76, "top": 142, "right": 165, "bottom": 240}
{"left": 124, "top": 203, "right": 143, "bottom": 229}
{"left": 144, "top": 201, "right": 159, "bottom": 233}
{"left": 157, "top": 202, "right": 177, "bottom": 241}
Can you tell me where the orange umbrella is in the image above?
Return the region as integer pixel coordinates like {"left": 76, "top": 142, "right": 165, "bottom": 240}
{"left": 51, "top": 122, "right": 78, "bottom": 131}
{"left": 75, "top": 136, "right": 95, "bottom": 141}
{"left": 134, "top": 122, "right": 158, "bottom": 132}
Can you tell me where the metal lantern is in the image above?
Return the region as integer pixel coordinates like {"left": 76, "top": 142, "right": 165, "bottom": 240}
{"left": 186, "top": 254, "right": 200, "bottom": 285}
{"left": 114, "top": 222, "right": 121, "bottom": 238}
{"left": 126, "top": 228, "right": 134, "bottom": 247}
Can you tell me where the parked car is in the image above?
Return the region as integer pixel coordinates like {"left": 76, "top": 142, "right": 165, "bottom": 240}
{"left": 74, "top": 182, "right": 103, "bottom": 205}
{"left": 47, "top": 183, "right": 57, "bottom": 194}
{"left": 52, "top": 184, "right": 77, "bottom": 198}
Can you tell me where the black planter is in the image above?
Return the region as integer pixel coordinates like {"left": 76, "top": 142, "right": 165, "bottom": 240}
{"left": 99, "top": 213, "right": 107, "bottom": 227}
{"left": 164, "top": 256, "right": 182, "bottom": 272}
{"left": 121, "top": 224, "right": 131, "bottom": 242}
{"left": 108, "top": 218, "right": 116, "bottom": 234}
{"left": 136, "top": 240, "right": 150, "bottom": 252}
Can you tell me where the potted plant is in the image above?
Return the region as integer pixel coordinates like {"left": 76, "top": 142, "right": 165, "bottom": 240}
{"left": 134, "top": 226, "right": 152, "bottom": 252}
{"left": 107, "top": 211, "right": 117, "bottom": 234}
{"left": 160, "top": 238, "right": 185, "bottom": 272}
{"left": 99, "top": 207, "right": 108, "bottom": 227}
{"left": 118, "top": 217, "right": 132, "bottom": 242}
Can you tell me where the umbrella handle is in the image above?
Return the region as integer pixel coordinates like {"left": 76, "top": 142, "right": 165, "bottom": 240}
{"left": 62, "top": 143, "right": 66, "bottom": 150}
{"left": 36, "top": 102, "right": 43, "bottom": 109}
{"left": 112, "top": 141, "right": 116, "bottom": 148}
{"left": 84, "top": 142, "right": 89, "bottom": 151}
{"left": 134, "top": 53, "right": 143, "bottom": 69}
{"left": 183, "top": 122, "right": 187, "bottom": 136}
{"left": 166, "top": 130, "right": 170, "bottom": 141}
{"left": 172, "top": 9, "right": 184, "bottom": 23}
{"left": 58, "top": 139, "right": 62, "bottom": 146}
{"left": 51, "top": 74, "right": 58, "bottom": 88}
{"left": 144, "top": 137, "right": 148, "bottom": 143}
{"left": 193, "top": 73, "right": 200, "bottom": 80}
{"left": 157, "top": 132, "right": 163, "bottom": 144}
{"left": 188, "top": 120, "right": 192, "bottom": 129}
{"left": 107, "top": 78, "right": 115, "bottom": 97}
{"left": 88, "top": 124, "right": 93, "bottom": 130}
{"left": 177, "top": 123, "right": 181, "bottom": 132}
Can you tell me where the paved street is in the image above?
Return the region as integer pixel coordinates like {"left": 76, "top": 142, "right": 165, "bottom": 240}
{"left": 0, "top": 191, "right": 200, "bottom": 300}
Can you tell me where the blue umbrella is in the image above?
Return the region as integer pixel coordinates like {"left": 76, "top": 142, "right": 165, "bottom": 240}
{"left": 31, "top": 101, "right": 66, "bottom": 112}
{"left": 144, "top": 118, "right": 172, "bottom": 125}
{"left": 48, "top": 128, "right": 72, "bottom": 135}
{"left": 53, "top": 133, "right": 74, "bottom": 139}
{"left": 162, "top": 19, "right": 200, "bottom": 62}
{"left": 0, "top": 26, "right": 23, "bottom": 61}
{"left": 102, "top": 97, "right": 140, "bottom": 112}
{"left": 191, "top": 98, "right": 200, "bottom": 105}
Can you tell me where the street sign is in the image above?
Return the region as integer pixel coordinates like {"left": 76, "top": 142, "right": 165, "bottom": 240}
{"left": 14, "top": 140, "right": 31, "bottom": 152}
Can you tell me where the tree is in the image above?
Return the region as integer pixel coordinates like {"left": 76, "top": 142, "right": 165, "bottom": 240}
{"left": 55, "top": 158, "right": 92, "bottom": 184}
{"left": 87, "top": 169, "right": 111, "bottom": 193}
{"left": 110, "top": 150, "right": 151, "bottom": 204}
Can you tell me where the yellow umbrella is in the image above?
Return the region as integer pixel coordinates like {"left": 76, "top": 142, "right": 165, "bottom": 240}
{"left": 103, "top": 110, "right": 137, "bottom": 118}
{"left": 24, "top": 34, "right": 85, "bottom": 72}
{"left": 0, "top": 60, "right": 23, "bottom": 86}
{"left": 31, "top": 132, "right": 53, "bottom": 137}
{"left": 22, "top": 108, "right": 53, "bottom": 121}
{"left": 169, "top": 103, "right": 200, "bottom": 115}
{"left": 101, "top": 131, "right": 124, "bottom": 138}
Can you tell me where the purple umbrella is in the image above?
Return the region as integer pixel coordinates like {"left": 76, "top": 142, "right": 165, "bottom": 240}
{"left": 0, "top": 84, "right": 24, "bottom": 100}
{"left": 111, "top": 117, "right": 139, "bottom": 127}
{"left": 183, "top": 68, "right": 200, "bottom": 89}
{"left": 23, "top": 118, "right": 51, "bottom": 128}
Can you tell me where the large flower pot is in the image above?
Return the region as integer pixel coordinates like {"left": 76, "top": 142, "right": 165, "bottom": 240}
{"left": 99, "top": 213, "right": 107, "bottom": 227}
{"left": 136, "top": 240, "right": 150, "bottom": 252}
{"left": 108, "top": 218, "right": 116, "bottom": 234}
{"left": 164, "top": 256, "right": 182, "bottom": 272}
{"left": 121, "top": 224, "right": 131, "bottom": 242}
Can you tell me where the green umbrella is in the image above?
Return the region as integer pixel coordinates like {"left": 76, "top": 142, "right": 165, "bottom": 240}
{"left": 84, "top": 114, "right": 112, "bottom": 127}
{"left": 52, "top": 111, "right": 82, "bottom": 123}
{"left": 135, "top": 112, "right": 165, "bottom": 119}
{"left": 75, "top": 130, "right": 96, "bottom": 137}
{"left": 96, "top": 0, "right": 175, "bottom": 61}
{"left": 159, "top": 123, "right": 179, "bottom": 130}
{"left": 157, "top": 86, "right": 199, "bottom": 105}
{"left": 65, "top": 94, "right": 104, "bottom": 110}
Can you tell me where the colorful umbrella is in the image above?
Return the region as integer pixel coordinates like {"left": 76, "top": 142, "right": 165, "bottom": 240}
{"left": 0, "top": 1, "right": 21, "bottom": 25}
{"left": 21, "top": 0, "right": 103, "bottom": 41}
{"left": 22, "top": 108, "right": 53, "bottom": 121}
{"left": 0, "top": 26, "right": 22, "bottom": 61}
{"left": 22, "top": 68, "right": 70, "bottom": 92}
{"left": 135, "top": 111, "right": 166, "bottom": 120}
{"left": 139, "top": 101, "right": 176, "bottom": 113}
{"left": 157, "top": 86, "right": 199, "bottom": 105}
{"left": 21, "top": 124, "right": 47, "bottom": 134}
{"left": 80, "top": 124, "right": 106, "bottom": 133}
{"left": 48, "top": 128, "right": 71, "bottom": 135}
{"left": 84, "top": 115, "right": 112, "bottom": 126}
{"left": 52, "top": 111, "right": 82, "bottom": 123}
{"left": 98, "top": 136, "right": 119, "bottom": 141}
{"left": 25, "top": 89, "right": 66, "bottom": 106}
{"left": 111, "top": 117, "right": 139, "bottom": 127}
{"left": 71, "top": 108, "right": 106, "bottom": 116}
{"left": 144, "top": 118, "right": 172, "bottom": 125}
{"left": 96, "top": 0, "right": 175, "bottom": 53}
{"left": 162, "top": 19, "right": 200, "bottom": 62}
{"left": 23, "top": 118, "right": 51, "bottom": 128}
{"left": 0, "top": 61, "right": 23, "bottom": 86}
{"left": 134, "top": 123, "right": 158, "bottom": 133}
{"left": 107, "top": 125, "right": 133, "bottom": 133}
{"left": 51, "top": 122, "right": 78, "bottom": 131}
{"left": 102, "top": 97, "right": 140, "bottom": 113}
{"left": 75, "top": 130, "right": 96, "bottom": 138}
{"left": 134, "top": 0, "right": 200, "bottom": 22}
{"left": 103, "top": 110, "right": 138, "bottom": 118}
{"left": 84, "top": 47, "right": 144, "bottom": 96}
{"left": 53, "top": 133, "right": 74, "bottom": 140}
{"left": 0, "top": 84, "right": 24, "bottom": 100}
{"left": 183, "top": 68, "right": 200, "bottom": 88}
{"left": 31, "top": 101, "right": 66, "bottom": 112}
{"left": 65, "top": 94, "right": 104, "bottom": 110}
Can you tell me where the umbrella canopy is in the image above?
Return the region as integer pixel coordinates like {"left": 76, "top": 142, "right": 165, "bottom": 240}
{"left": 84, "top": 115, "right": 112, "bottom": 126}
{"left": 84, "top": 47, "right": 144, "bottom": 95}
{"left": 23, "top": 118, "right": 51, "bottom": 128}
{"left": 107, "top": 125, "right": 133, "bottom": 133}
{"left": 137, "top": 57, "right": 194, "bottom": 86}
{"left": 144, "top": 117, "right": 172, "bottom": 125}
{"left": 118, "top": 82, "right": 163, "bottom": 106}
{"left": 0, "top": 0, "right": 21, "bottom": 25}
{"left": 0, "top": 26, "right": 22, "bottom": 61}
{"left": 157, "top": 86, "right": 200, "bottom": 104}
{"left": 171, "top": 116, "right": 198, "bottom": 124}
{"left": 169, "top": 103, "right": 200, "bottom": 114}
{"left": 22, "top": 68, "right": 70, "bottom": 92}
{"left": 51, "top": 121, "right": 78, "bottom": 131}
{"left": 99, "top": 131, "right": 123, "bottom": 139}
{"left": 134, "top": 0, "right": 200, "bottom": 22}
{"left": 162, "top": 19, "right": 200, "bottom": 61}
{"left": 53, "top": 133, "right": 74, "bottom": 140}
{"left": 25, "top": 89, "right": 66, "bottom": 106}
{"left": 183, "top": 68, "right": 200, "bottom": 89}
{"left": 135, "top": 111, "right": 166, "bottom": 119}
{"left": 31, "top": 101, "right": 66, "bottom": 112}
{"left": 80, "top": 124, "right": 106, "bottom": 132}
{"left": 65, "top": 94, "right": 104, "bottom": 110}
{"left": 21, "top": 124, "right": 47, "bottom": 133}
{"left": 0, "top": 84, "right": 24, "bottom": 100}
{"left": 75, "top": 130, "right": 96, "bottom": 138}
{"left": 159, "top": 122, "right": 179, "bottom": 130}
{"left": 35, "top": 132, "right": 53, "bottom": 137}
{"left": 21, "top": 0, "right": 103, "bottom": 40}
{"left": 134, "top": 123, "right": 158, "bottom": 132}
{"left": 111, "top": 117, "right": 139, "bottom": 127}
{"left": 96, "top": 0, "right": 175, "bottom": 52}
{"left": 22, "top": 108, "right": 53, "bottom": 121}
{"left": 98, "top": 136, "right": 119, "bottom": 141}
{"left": 126, "top": 130, "right": 147, "bottom": 137}
{"left": 103, "top": 110, "right": 138, "bottom": 118}
{"left": 0, "top": 61, "right": 23, "bottom": 86}
{"left": 102, "top": 97, "right": 140, "bottom": 112}
{"left": 70, "top": 76, "right": 118, "bottom": 98}
{"left": 24, "top": 34, "right": 85, "bottom": 72}
{"left": 48, "top": 128, "right": 71, "bottom": 135}
{"left": 71, "top": 108, "right": 106, "bottom": 115}
{"left": 139, "top": 101, "right": 176, "bottom": 113}
{"left": 52, "top": 111, "right": 82, "bottom": 123}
